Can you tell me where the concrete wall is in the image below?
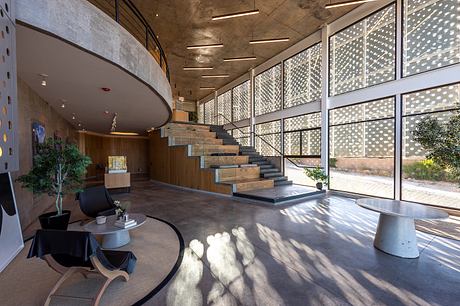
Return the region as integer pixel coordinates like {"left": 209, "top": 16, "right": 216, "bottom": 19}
{"left": 11, "top": 78, "right": 77, "bottom": 231}
{"left": 15, "top": 0, "right": 173, "bottom": 112}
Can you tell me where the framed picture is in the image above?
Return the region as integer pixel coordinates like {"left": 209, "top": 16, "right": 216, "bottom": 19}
{"left": 31, "top": 121, "right": 45, "bottom": 157}
{"left": 0, "top": 172, "right": 24, "bottom": 272}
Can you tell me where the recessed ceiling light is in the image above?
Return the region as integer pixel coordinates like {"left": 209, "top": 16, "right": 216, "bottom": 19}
{"left": 200, "top": 87, "right": 216, "bottom": 90}
{"left": 212, "top": 9, "right": 259, "bottom": 21}
{"left": 39, "top": 73, "right": 48, "bottom": 86}
{"left": 110, "top": 131, "right": 140, "bottom": 136}
{"left": 186, "top": 44, "right": 224, "bottom": 50}
{"left": 249, "top": 37, "right": 290, "bottom": 44}
{"left": 201, "top": 74, "right": 230, "bottom": 78}
{"left": 72, "top": 114, "right": 76, "bottom": 120}
{"left": 223, "top": 56, "right": 257, "bottom": 62}
{"left": 78, "top": 123, "right": 81, "bottom": 127}
{"left": 104, "top": 110, "right": 109, "bottom": 114}
{"left": 155, "top": 13, "right": 159, "bottom": 17}
{"left": 325, "top": 0, "right": 379, "bottom": 9}
{"left": 61, "top": 103, "right": 65, "bottom": 108}
{"left": 183, "top": 67, "right": 214, "bottom": 71}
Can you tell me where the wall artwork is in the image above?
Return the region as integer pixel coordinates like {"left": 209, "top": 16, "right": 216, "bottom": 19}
{"left": 32, "top": 121, "right": 46, "bottom": 157}
{"left": 0, "top": 173, "right": 23, "bottom": 272}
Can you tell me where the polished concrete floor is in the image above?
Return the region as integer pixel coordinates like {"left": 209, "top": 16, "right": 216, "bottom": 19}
{"left": 114, "top": 181, "right": 460, "bottom": 306}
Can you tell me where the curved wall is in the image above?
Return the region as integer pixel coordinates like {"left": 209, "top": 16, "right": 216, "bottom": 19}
{"left": 15, "top": 0, "right": 173, "bottom": 116}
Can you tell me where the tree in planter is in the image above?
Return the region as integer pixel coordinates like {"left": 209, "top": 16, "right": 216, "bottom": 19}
{"left": 17, "top": 138, "right": 92, "bottom": 218}
{"left": 412, "top": 113, "right": 460, "bottom": 184}
{"left": 304, "top": 166, "right": 328, "bottom": 190}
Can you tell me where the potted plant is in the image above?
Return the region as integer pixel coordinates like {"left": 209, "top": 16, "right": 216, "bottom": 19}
{"left": 413, "top": 114, "right": 460, "bottom": 184}
{"left": 17, "top": 137, "right": 91, "bottom": 230}
{"left": 304, "top": 166, "right": 328, "bottom": 190}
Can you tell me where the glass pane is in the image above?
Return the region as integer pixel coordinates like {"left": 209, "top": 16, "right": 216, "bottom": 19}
{"left": 284, "top": 43, "right": 322, "bottom": 108}
{"left": 284, "top": 132, "right": 301, "bottom": 155}
{"left": 302, "top": 129, "right": 321, "bottom": 156}
{"left": 197, "top": 103, "right": 204, "bottom": 124}
{"left": 403, "top": 84, "right": 460, "bottom": 115}
{"left": 330, "top": 97, "right": 395, "bottom": 125}
{"left": 402, "top": 85, "right": 460, "bottom": 208}
{"left": 232, "top": 81, "right": 251, "bottom": 121}
{"left": 329, "top": 98, "right": 395, "bottom": 198}
{"left": 204, "top": 99, "right": 215, "bottom": 124}
{"left": 403, "top": 0, "right": 460, "bottom": 76}
{"left": 255, "top": 64, "right": 282, "bottom": 116}
{"left": 329, "top": 4, "right": 396, "bottom": 96}
{"left": 284, "top": 112, "right": 321, "bottom": 131}
{"left": 285, "top": 158, "right": 321, "bottom": 187}
{"left": 255, "top": 121, "right": 281, "bottom": 156}
{"left": 217, "top": 91, "right": 232, "bottom": 125}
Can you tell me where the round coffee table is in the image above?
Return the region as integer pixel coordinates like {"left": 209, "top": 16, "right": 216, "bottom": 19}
{"left": 84, "top": 213, "right": 147, "bottom": 249}
{"left": 356, "top": 198, "right": 449, "bottom": 258}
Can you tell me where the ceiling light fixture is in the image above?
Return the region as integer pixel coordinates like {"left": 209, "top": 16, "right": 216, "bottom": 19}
{"left": 183, "top": 67, "right": 214, "bottom": 71}
{"left": 325, "top": 0, "right": 379, "bottom": 9}
{"left": 201, "top": 74, "right": 230, "bottom": 78}
{"left": 223, "top": 56, "right": 257, "bottom": 62}
{"left": 110, "top": 131, "right": 140, "bottom": 136}
{"left": 72, "top": 114, "right": 76, "bottom": 120}
{"left": 212, "top": 9, "right": 260, "bottom": 21}
{"left": 250, "top": 37, "right": 290, "bottom": 44}
{"left": 39, "top": 73, "right": 48, "bottom": 86}
{"left": 200, "top": 87, "right": 216, "bottom": 90}
{"left": 186, "top": 44, "right": 224, "bottom": 50}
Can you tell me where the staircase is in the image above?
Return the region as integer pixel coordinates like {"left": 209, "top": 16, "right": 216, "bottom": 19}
{"left": 210, "top": 126, "right": 293, "bottom": 186}
{"left": 150, "top": 122, "right": 274, "bottom": 194}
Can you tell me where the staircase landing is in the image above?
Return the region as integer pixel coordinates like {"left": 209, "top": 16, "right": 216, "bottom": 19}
{"left": 233, "top": 184, "right": 325, "bottom": 204}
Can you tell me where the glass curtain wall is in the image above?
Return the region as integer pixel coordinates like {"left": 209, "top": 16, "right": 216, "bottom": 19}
{"left": 402, "top": 83, "right": 460, "bottom": 208}
{"left": 255, "top": 121, "right": 281, "bottom": 156}
{"left": 329, "top": 98, "right": 395, "bottom": 198}
{"left": 204, "top": 99, "right": 215, "bottom": 125}
{"left": 217, "top": 91, "right": 232, "bottom": 125}
{"left": 329, "top": 4, "right": 396, "bottom": 96}
{"left": 232, "top": 81, "right": 251, "bottom": 122}
{"left": 232, "top": 126, "right": 251, "bottom": 147}
{"left": 197, "top": 102, "right": 204, "bottom": 124}
{"left": 284, "top": 113, "right": 322, "bottom": 186}
{"left": 403, "top": 0, "right": 460, "bottom": 76}
{"left": 254, "top": 65, "right": 282, "bottom": 116}
{"left": 284, "top": 43, "right": 322, "bottom": 108}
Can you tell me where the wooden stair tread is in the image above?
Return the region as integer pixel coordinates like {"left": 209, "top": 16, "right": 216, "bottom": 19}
{"left": 219, "top": 178, "right": 272, "bottom": 184}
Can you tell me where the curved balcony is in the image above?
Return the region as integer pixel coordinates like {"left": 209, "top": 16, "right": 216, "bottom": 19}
{"left": 87, "top": 0, "right": 169, "bottom": 81}
{"left": 15, "top": 0, "right": 173, "bottom": 133}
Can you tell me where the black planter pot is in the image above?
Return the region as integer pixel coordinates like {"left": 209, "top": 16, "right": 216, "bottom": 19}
{"left": 316, "top": 182, "right": 323, "bottom": 190}
{"left": 38, "top": 210, "right": 71, "bottom": 230}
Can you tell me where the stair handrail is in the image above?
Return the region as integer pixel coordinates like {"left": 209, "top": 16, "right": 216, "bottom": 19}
{"left": 214, "top": 113, "right": 320, "bottom": 170}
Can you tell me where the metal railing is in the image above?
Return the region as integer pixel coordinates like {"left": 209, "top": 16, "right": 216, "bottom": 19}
{"left": 87, "top": 0, "right": 170, "bottom": 81}
{"left": 214, "top": 114, "right": 321, "bottom": 170}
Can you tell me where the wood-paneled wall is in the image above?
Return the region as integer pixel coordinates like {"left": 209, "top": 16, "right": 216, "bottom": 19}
{"left": 149, "top": 130, "right": 232, "bottom": 194}
{"left": 79, "top": 132, "right": 149, "bottom": 179}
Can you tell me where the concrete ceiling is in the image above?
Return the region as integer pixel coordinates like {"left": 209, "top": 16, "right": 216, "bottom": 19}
{"left": 132, "top": 0, "right": 356, "bottom": 101}
{"left": 16, "top": 25, "right": 171, "bottom": 134}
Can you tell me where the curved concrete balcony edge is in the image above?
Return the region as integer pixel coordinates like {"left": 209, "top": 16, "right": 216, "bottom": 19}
{"left": 16, "top": 0, "right": 173, "bottom": 127}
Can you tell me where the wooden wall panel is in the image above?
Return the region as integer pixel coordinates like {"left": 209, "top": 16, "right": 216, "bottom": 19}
{"left": 149, "top": 131, "right": 232, "bottom": 195}
{"left": 81, "top": 132, "right": 149, "bottom": 179}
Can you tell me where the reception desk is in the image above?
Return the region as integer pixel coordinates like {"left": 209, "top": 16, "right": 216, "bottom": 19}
{"left": 104, "top": 172, "right": 131, "bottom": 192}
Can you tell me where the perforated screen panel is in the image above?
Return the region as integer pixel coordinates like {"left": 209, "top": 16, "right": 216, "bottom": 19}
{"left": 255, "top": 121, "right": 281, "bottom": 156}
{"left": 254, "top": 64, "right": 282, "bottom": 116}
{"left": 197, "top": 102, "right": 204, "bottom": 124}
{"left": 330, "top": 4, "right": 396, "bottom": 96}
{"left": 232, "top": 81, "right": 250, "bottom": 122}
{"left": 403, "top": 0, "right": 460, "bottom": 76}
{"left": 284, "top": 43, "right": 322, "bottom": 108}
{"left": 0, "top": 5, "right": 18, "bottom": 173}
{"left": 217, "top": 90, "right": 232, "bottom": 125}
{"left": 204, "top": 99, "right": 215, "bottom": 125}
{"left": 232, "top": 126, "right": 250, "bottom": 147}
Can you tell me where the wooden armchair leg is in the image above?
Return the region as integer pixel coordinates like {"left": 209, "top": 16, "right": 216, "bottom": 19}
{"left": 44, "top": 267, "right": 78, "bottom": 306}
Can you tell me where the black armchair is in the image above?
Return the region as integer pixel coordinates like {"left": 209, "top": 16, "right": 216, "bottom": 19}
{"left": 77, "top": 185, "right": 117, "bottom": 218}
{"left": 28, "top": 229, "right": 137, "bottom": 306}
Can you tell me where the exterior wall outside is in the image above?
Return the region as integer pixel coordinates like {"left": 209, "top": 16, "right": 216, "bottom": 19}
{"left": 12, "top": 78, "right": 77, "bottom": 231}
